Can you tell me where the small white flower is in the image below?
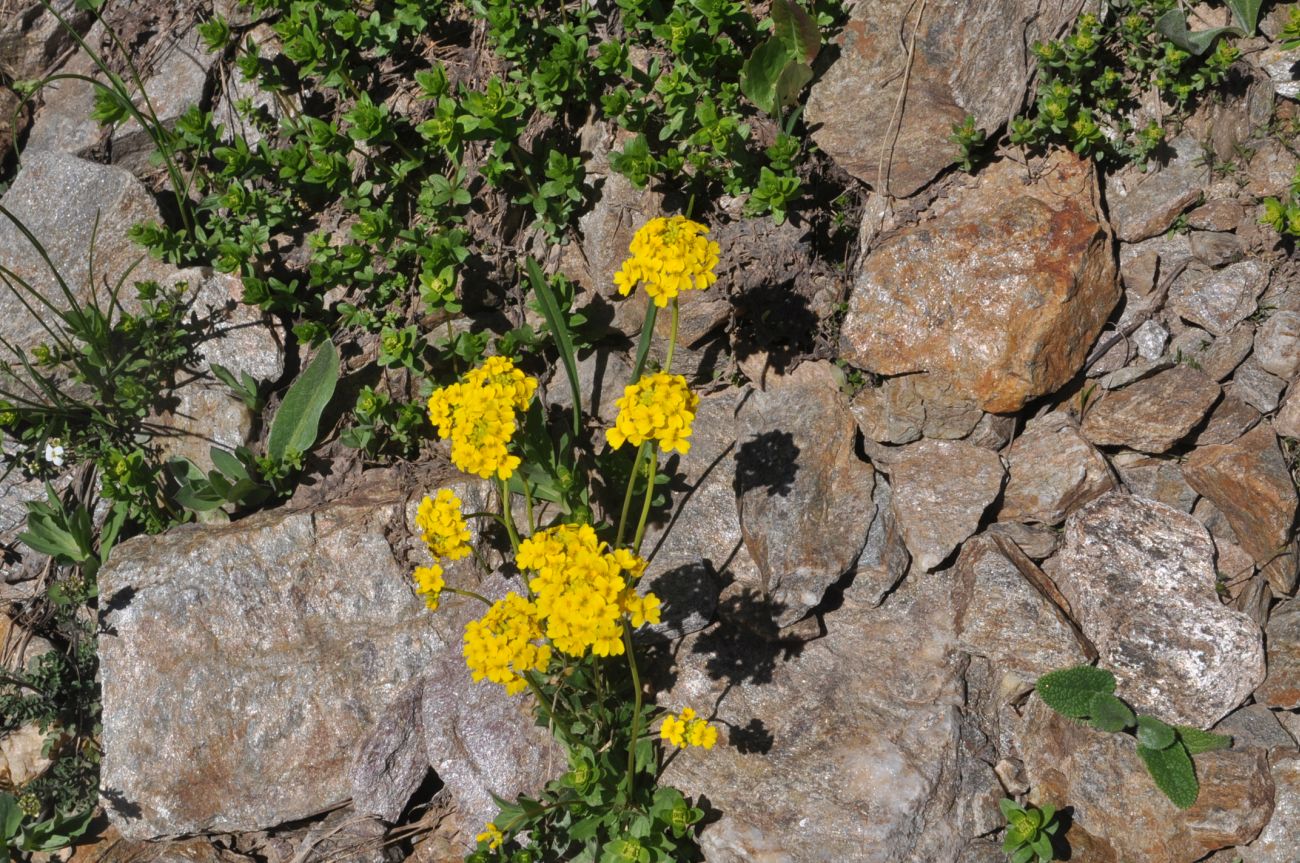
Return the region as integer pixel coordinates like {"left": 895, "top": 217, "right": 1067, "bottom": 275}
{"left": 43, "top": 441, "right": 65, "bottom": 467}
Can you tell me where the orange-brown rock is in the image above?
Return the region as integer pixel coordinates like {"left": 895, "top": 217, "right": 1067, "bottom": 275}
{"left": 839, "top": 151, "right": 1118, "bottom": 412}
{"left": 1184, "top": 424, "right": 1299, "bottom": 596}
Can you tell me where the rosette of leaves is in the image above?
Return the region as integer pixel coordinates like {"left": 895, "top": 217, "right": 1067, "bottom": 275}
{"left": 999, "top": 799, "right": 1060, "bottom": 863}
{"left": 1036, "top": 666, "right": 1231, "bottom": 809}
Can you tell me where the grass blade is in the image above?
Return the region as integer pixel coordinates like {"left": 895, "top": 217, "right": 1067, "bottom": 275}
{"left": 525, "top": 257, "right": 582, "bottom": 438}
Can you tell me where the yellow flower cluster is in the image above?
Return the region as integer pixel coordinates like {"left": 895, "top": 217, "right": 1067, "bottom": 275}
{"left": 412, "top": 564, "right": 445, "bottom": 611}
{"left": 606, "top": 372, "right": 699, "bottom": 454}
{"left": 613, "top": 216, "right": 721, "bottom": 307}
{"left": 659, "top": 707, "right": 718, "bottom": 750}
{"left": 517, "top": 524, "right": 660, "bottom": 658}
{"left": 415, "top": 489, "right": 471, "bottom": 560}
{"left": 427, "top": 355, "right": 537, "bottom": 480}
{"left": 462, "top": 592, "right": 552, "bottom": 695}
{"left": 475, "top": 823, "right": 504, "bottom": 850}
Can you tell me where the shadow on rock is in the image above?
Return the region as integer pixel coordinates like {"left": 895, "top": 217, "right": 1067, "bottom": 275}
{"left": 733, "top": 429, "right": 799, "bottom": 499}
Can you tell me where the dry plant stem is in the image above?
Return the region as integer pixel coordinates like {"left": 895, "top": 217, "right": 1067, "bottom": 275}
{"left": 499, "top": 478, "right": 521, "bottom": 553}
{"left": 617, "top": 441, "right": 651, "bottom": 547}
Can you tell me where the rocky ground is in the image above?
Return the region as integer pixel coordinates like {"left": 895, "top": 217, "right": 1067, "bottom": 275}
{"left": 2, "top": 1, "right": 1300, "bottom": 862}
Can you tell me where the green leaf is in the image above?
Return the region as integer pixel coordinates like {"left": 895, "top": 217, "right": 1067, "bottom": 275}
{"left": 1088, "top": 692, "right": 1136, "bottom": 733}
{"left": 1030, "top": 832, "right": 1053, "bottom": 862}
{"left": 998, "top": 798, "right": 1020, "bottom": 820}
{"left": 1011, "top": 845, "right": 1034, "bottom": 863}
{"left": 1136, "top": 715, "right": 1177, "bottom": 750}
{"left": 1155, "top": 9, "right": 1238, "bottom": 56}
{"left": 209, "top": 447, "right": 250, "bottom": 482}
{"left": 0, "top": 793, "right": 22, "bottom": 841}
{"left": 526, "top": 257, "right": 581, "bottom": 440}
{"left": 773, "top": 61, "right": 814, "bottom": 113}
{"left": 1225, "top": 0, "right": 1262, "bottom": 35}
{"left": 1137, "top": 741, "right": 1199, "bottom": 809}
{"left": 1177, "top": 725, "right": 1232, "bottom": 755}
{"left": 1036, "top": 665, "right": 1116, "bottom": 719}
{"left": 771, "top": 0, "right": 820, "bottom": 63}
{"left": 740, "top": 36, "right": 789, "bottom": 116}
{"left": 630, "top": 300, "right": 658, "bottom": 382}
{"left": 267, "top": 339, "right": 339, "bottom": 463}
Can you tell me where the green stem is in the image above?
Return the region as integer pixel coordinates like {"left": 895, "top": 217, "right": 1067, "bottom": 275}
{"left": 445, "top": 586, "right": 492, "bottom": 606}
{"left": 621, "top": 620, "right": 644, "bottom": 798}
{"left": 469, "top": 544, "right": 492, "bottom": 575}
{"left": 499, "top": 478, "right": 521, "bottom": 553}
{"left": 632, "top": 447, "right": 658, "bottom": 555}
{"left": 663, "top": 299, "right": 679, "bottom": 374}
{"left": 524, "top": 478, "right": 536, "bottom": 534}
{"left": 616, "top": 441, "right": 650, "bottom": 548}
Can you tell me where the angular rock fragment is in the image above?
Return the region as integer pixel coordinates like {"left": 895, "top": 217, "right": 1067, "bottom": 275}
{"left": 840, "top": 151, "right": 1117, "bottom": 412}
{"left": 1237, "top": 752, "right": 1300, "bottom": 863}
{"left": 1018, "top": 697, "right": 1274, "bottom": 863}
{"left": 1109, "top": 136, "right": 1210, "bottom": 242}
{"left": 1229, "top": 359, "right": 1288, "bottom": 414}
{"left": 1168, "top": 260, "right": 1270, "bottom": 336}
{"left": 1254, "top": 310, "right": 1300, "bottom": 379}
{"left": 735, "top": 362, "right": 875, "bottom": 626}
{"left": 1000, "top": 412, "right": 1115, "bottom": 525}
{"left": 1080, "top": 365, "right": 1220, "bottom": 452}
{"left": 1255, "top": 600, "right": 1300, "bottom": 710}
{"left": 1184, "top": 424, "right": 1299, "bottom": 596}
{"left": 890, "top": 439, "right": 1005, "bottom": 571}
{"left": 1043, "top": 493, "right": 1265, "bottom": 727}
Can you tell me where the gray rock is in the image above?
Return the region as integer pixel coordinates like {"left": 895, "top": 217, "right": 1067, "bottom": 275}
{"left": 98, "top": 479, "right": 481, "bottom": 837}
{"left": 1190, "top": 230, "right": 1245, "bottom": 266}
{"left": 844, "top": 473, "right": 909, "bottom": 606}
{"left": 547, "top": 347, "right": 633, "bottom": 427}
{"left": 1202, "top": 324, "right": 1258, "bottom": 381}
{"left": 1237, "top": 752, "right": 1300, "bottom": 863}
{"left": 1258, "top": 43, "right": 1300, "bottom": 100}
{"left": 1229, "top": 359, "right": 1288, "bottom": 414}
{"left": 0, "top": 0, "right": 94, "bottom": 81}
{"left": 1109, "top": 135, "right": 1210, "bottom": 242}
{"left": 963, "top": 411, "right": 1015, "bottom": 451}
{"left": 1017, "top": 696, "right": 1274, "bottom": 863}
{"left": 840, "top": 150, "right": 1117, "bottom": 413}
{"left": 849, "top": 373, "right": 983, "bottom": 444}
{"left": 1098, "top": 358, "right": 1170, "bottom": 391}
{"left": 350, "top": 678, "right": 428, "bottom": 824}
{"left": 1000, "top": 412, "right": 1115, "bottom": 525}
{"left": 638, "top": 391, "right": 743, "bottom": 640}
{"left": 1189, "top": 200, "right": 1245, "bottom": 232}
{"left": 806, "top": 0, "right": 1081, "bottom": 196}
{"left": 1184, "top": 424, "right": 1300, "bottom": 597}
{"left": 111, "top": 25, "right": 219, "bottom": 170}
{"left": 1133, "top": 318, "right": 1170, "bottom": 360}
{"left": 21, "top": 27, "right": 104, "bottom": 155}
{"left": 952, "top": 534, "right": 1090, "bottom": 677}
{"left": 1256, "top": 600, "right": 1300, "bottom": 710}
{"left": 1080, "top": 365, "right": 1221, "bottom": 452}
{"left": 890, "top": 439, "right": 1005, "bottom": 571}
{"left": 1168, "top": 259, "right": 1270, "bottom": 336}
{"left": 663, "top": 571, "right": 969, "bottom": 863}
{"left": 0, "top": 151, "right": 172, "bottom": 358}
{"left": 735, "top": 363, "right": 875, "bottom": 626}
{"left": 1275, "top": 387, "right": 1300, "bottom": 438}
{"left": 1043, "top": 493, "right": 1265, "bottom": 727}
{"left": 1254, "top": 310, "right": 1300, "bottom": 379}
{"left": 1112, "top": 451, "right": 1199, "bottom": 513}
{"left": 1213, "top": 704, "right": 1298, "bottom": 753}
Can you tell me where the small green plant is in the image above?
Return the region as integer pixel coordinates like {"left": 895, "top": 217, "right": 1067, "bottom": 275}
{"left": 1037, "top": 666, "right": 1231, "bottom": 808}
{"left": 0, "top": 792, "right": 95, "bottom": 862}
{"left": 170, "top": 339, "right": 339, "bottom": 514}
{"left": 949, "top": 115, "right": 989, "bottom": 173}
{"left": 999, "top": 799, "right": 1061, "bottom": 863}
{"left": 1013, "top": 2, "right": 1240, "bottom": 164}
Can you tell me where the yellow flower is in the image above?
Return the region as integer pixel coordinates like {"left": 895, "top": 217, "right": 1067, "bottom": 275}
{"left": 516, "top": 524, "right": 655, "bottom": 658}
{"left": 462, "top": 593, "right": 551, "bottom": 695}
{"left": 427, "top": 356, "right": 537, "bottom": 480}
{"left": 606, "top": 372, "right": 699, "bottom": 454}
{"left": 412, "top": 563, "right": 445, "bottom": 611}
{"left": 659, "top": 707, "right": 717, "bottom": 750}
{"left": 475, "top": 823, "right": 504, "bottom": 850}
{"left": 613, "top": 216, "right": 721, "bottom": 307}
{"left": 414, "top": 488, "right": 471, "bottom": 559}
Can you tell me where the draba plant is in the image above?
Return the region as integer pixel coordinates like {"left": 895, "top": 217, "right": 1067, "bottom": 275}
{"left": 411, "top": 216, "right": 720, "bottom": 863}
{"left": 999, "top": 799, "right": 1062, "bottom": 863}
{"left": 1036, "top": 666, "right": 1231, "bottom": 809}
